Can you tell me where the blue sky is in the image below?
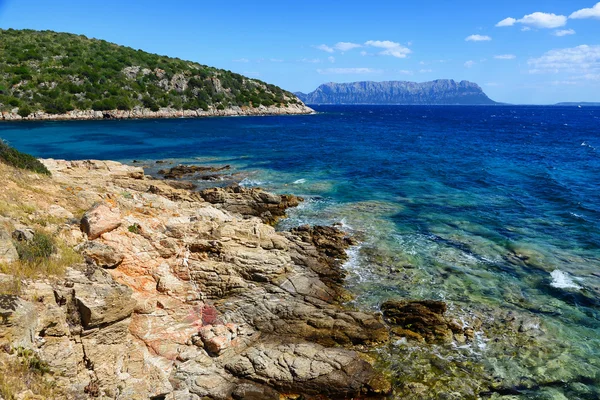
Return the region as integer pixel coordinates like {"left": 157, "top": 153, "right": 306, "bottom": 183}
{"left": 1, "top": 0, "right": 599, "bottom": 104}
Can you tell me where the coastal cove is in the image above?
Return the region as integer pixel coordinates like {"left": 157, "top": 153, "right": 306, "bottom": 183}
{"left": 1, "top": 105, "right": 600, "bottom": 398}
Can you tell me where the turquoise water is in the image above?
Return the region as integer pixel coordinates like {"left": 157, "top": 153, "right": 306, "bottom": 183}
{"left": 1, "top": 105, "right": 599, "bottom": 398}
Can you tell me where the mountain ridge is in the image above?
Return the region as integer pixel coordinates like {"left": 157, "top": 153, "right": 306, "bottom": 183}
{"left": 295, "top": 79, "right": 497, "bottom": 105}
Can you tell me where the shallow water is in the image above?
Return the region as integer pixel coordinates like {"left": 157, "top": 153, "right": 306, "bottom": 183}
{"left": 2, "top": 105, "right": 599, "bottom": 398}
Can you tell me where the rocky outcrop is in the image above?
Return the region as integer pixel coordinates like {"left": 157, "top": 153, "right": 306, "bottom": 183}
{"left": 295, "top": 79, "right": 497, "bottom": 105}
{"left": 199, "top": 186, "right": 303, "bottom": 224}
{"left": 0, "top": 159, "right": 390, "bottom": 399}
{"left": 381, "top": 300, "right": 470, "bottom": 343}
{"left": 0, "top": 103, "right": 313, "bottom": 122}
{"left": 158, "top": 165, "right": 231, "bottom": 179}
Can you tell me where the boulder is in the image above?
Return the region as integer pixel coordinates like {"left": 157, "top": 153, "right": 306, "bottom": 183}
{"left": 80, "top": 202, "right": 122, "bottom": 240}
{"left": 0, "top": 228, "right": 18, "bottom": 263}
{"left": 67, "top": 268, "right": 136, "bottom": 329}
{"left": 225, "top": 340, "right": 391, "bottom": 397}
{"left": 79, "top": 241, "right": 124, "bottom": 268}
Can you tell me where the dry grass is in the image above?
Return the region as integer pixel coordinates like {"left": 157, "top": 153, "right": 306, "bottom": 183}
{"left": 0, "top": 238, "right": 82, "bottom": 292}
{"left": 0, "top": 350, "right": 60, "bottom": 399}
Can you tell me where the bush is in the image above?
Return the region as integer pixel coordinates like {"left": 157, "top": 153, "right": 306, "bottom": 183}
{"left": 17, "top": 105, "right": 32, "bottom": 118}
{"left": 0, "top": 140, "right": 51, "bottom": 175}
{"left": 15, "top": 231, "right": 56, "bottom": 264}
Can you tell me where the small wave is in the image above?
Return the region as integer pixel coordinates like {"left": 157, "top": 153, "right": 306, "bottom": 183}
{"left": 550, "top": 269, "right": 581, "bottom": 290}
{"left": 293, "top": 178, "right": 306, "bottom": 184}
{"left": 239, "top": 178, "right": 265, "bottom": 187}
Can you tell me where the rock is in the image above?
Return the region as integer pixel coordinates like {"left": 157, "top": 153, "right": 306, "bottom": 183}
{"left": 79, "top": 241, "right": 124, "bottom": 268}
{"left": 158, "top": 164, "right": 231, "bottom": 179}
{"left": 381, "top": 300, "right": 461, "bottom": 343}
{"left": 199, "top": 186, "right": 303, "bottom": 224}
{"left": 67, "top": 268, "right": 136, "bottom": 329}
{"left": 0, "top": 295, "right": 37, "bottom": 348}
{"left": 47, "top": 204, "right": 74, "bottom": 220}
{"left": 80, "top": 202, "right": 122, "bottom": 240}
{"left": 225, "top": 340, "right": 390, "bottom": 397}
{"left": 231, "top": 382, "right": 280, "bottom": 400}
{"left": 0, "top": 228, "right": 19, "bottom": 263}
{"left": 12, "top": 226, "right": 34, "bottom": 242}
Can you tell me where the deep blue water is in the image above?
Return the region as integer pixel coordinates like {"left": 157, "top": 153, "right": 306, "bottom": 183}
{"left": 2, "top": 105, "right": 600, "bottom": 398}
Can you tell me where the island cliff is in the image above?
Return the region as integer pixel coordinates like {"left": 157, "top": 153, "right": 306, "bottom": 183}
{"left": 295, "top": 80, "right": 496, "bottom": 105}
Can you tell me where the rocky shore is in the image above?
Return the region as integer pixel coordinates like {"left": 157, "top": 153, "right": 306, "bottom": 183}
{"left": 0, "top": 103, "right": 314, "bottom": 122}
{"left": 0, "top": 159, "right": 390, "bottom": 399}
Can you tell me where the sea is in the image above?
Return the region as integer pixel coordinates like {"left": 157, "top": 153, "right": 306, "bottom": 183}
{"left": 1, "top": 105, "right": 599, "bottom": 399}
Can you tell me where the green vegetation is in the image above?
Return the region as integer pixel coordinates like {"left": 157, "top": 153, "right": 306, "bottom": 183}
{"left": 14, "top": 231, "right": 55, "bottom": 264}
{"left": 0, "top": 140, "right": 51, "bottom": 175}
{"left": 0, "top": 29, "right": 300, "bottom": 116}
{"left": 0, "top": 346, "right": 58, "bottom": 399}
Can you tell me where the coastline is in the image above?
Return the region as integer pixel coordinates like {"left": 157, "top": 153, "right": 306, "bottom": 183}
{"left": 0, "top": 158, "right": 391, "bottom": 399}
{"left": 0, "top": 103, "right": 314, "bottom": 122}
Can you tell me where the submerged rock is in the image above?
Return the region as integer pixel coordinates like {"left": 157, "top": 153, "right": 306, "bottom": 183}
{"left": 381, "top": 300, "right": 465, "bottom": 343}
{"left": 158, "top": 164, "right": 231, "bottom": 179}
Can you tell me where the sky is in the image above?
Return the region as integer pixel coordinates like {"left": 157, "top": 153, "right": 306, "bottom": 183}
{"left": 0, "top": 0, "right": 599, "bottom": 104}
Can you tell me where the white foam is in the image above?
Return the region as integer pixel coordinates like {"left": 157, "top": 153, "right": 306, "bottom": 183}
{"left": 550, "top": 269, "right": 581, "bottom": 290}
{"left": 293, "top": 178, "right": 306, "bottom": 184}
{"left": 239, "top": 178, "right": 265, "bottom": 187}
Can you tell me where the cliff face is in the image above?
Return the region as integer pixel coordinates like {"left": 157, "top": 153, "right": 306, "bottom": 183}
{"left": 295, "top": 79, "right": 497, "bottom": 105}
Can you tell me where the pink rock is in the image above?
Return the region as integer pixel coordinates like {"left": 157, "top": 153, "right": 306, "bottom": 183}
{"left": 80, "top": 202, "right": 122, "bottom": 240}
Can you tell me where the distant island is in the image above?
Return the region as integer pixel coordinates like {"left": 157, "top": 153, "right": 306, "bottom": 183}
{"left": 295, "top": 80, "right": 497, "bottom": 105}
{"left": 0, "top": 29, "right": 312, "bottom": 121}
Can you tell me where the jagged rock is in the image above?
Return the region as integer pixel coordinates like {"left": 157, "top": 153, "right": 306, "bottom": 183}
{"left": 158, "top": 164, "right": 230, "bottom": 179}
{"left": 225, "top": 340, "right": 390, "bottom": 397}
{"left": 79, "top": 241, "right": 124, "bottom": 268}
{"left": 80, "top": 202, "right": 122, "bottom": 240}
{"left": 199, "top": 186, "right": 303, "bottom": 224}
{"left": 0, "top": 295, "right": 37, "bottom": 348}
{"left": 67, "top": 268, "right": 136, "bottom": 329}
{"left": 381, "top": 300, "right": 464, "bottom": 343}
{"left": 0, "top": 228, "right": 18, "bottom": 263}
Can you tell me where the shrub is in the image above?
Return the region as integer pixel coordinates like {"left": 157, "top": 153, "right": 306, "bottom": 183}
{"left": 15, "top": 231, "right": 56, "bottom": 264}
{"left": 17, "top": 105, "right": 32, "bottom": 118}
{"left": 0, "top": 140, "right": 51, "bottom": 175}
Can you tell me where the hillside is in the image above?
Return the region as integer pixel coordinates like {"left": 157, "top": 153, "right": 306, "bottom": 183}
{"left": 0, "top": 29, "right": 311, "bottom": 120}
{"left": 295, "top": 80, "right": 497, "bottom": 105}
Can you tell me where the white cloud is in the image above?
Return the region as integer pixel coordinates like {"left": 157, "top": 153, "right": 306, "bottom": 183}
{"left": 334, "top": 42, "right": 362, "bottom": 51}
{"left": 528, "top": 45, "right": 600, "bottom": 74}
{"left": 314, "top": 44, "right": 334, "bottom": 53}
{"left": 233, "top": 58, "right": 249, "bottom": 63}
{"left": 465, "top": 34, "right": 492, "bottom": 42}
{"left": 497, "top": 12, "right": 567, "bottom": 29}
{"left": 269, "top": 58, "right": 283, "bottom": 62}
{"left": 521, "top": 26, "right": 532, "bottom": 31}
{"left": 300, "top": 58, "right": 321, "bottom": 63}
{"left": 464, "top": 60, "right": 476, "bottom": 68}
{"left": 553, "top": 29, "right": 576, "bottom": 37}
{"left": 419, "top": 69, "right": 433, "bottom": 73}
{"left": 496, "top": 17, "right": 517, "bottom": 27}
{"left": 397, "top": 70, "right": 414, "bottom": 75}
{"left": 494, "top": 54, "right": 516, "bottom": 60}
{"left": 360, "top": 51, "right": 368, "bottom": 56}
{"left": 519, "top": 12, "right": 567, "bottom": 28}
{"left": 364, "top": 40, "right": 412, "bottom": 58}
{"left": 328, "top": 56, "right": 335, "bottom": 63}
{"left": 316, "top": 68, "right": 382, "bottom": 74}
{"left": 570, "top": 2, "right": 600, "bottom": 19}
